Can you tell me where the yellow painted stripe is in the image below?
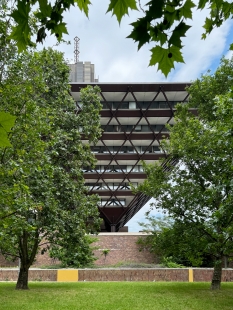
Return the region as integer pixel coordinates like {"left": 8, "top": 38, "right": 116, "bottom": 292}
{"left": 57, "top": 269, "right": 78, "bottom": 282}
{"left": 189, "top": 268, "right": 193, "bottom": 282}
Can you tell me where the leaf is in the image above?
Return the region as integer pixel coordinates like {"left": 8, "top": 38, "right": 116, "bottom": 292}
{"left": 149, "top": 46, "right": 174, "bottom": 77}
{"left": 0, "top": 111, "right": 16, "bottom": 132}
{"left": 169, "top": 45, "right": 185, "bottom": 63}
{"left": 149, "top": 46, "right": 165, "bottom": 66}
{"left": 11, "top": 0, "right": 30, "bottom": 22}
{"left": 179, "top": 0, "right": 196, "bottom": 19}
{"left": 51, "top": 22, "right": 69, "bottom": 41}
{"left": 9, "top": 0, "right": 31, "bottom": 51}
{"left": 9, "top": 27, "right": 26, "bottom": 52}
{"left": 165, "top": 5, "right": 175, "bottom": 13}
{"left": 0, "top": 128, "right": 12, "bottom": 147}
{"left": 146, "top": 0, "right": 164, "bottom": 19}
{"left": 198, "top": 0, "right": 209, "bottom": 9}
{"left": 127, "top": 17, "right": 151, "bottom": 49}
{"left": 0, "top": 112, "right": 16, "bottom": 148}
{"left": 150, "top": 27, "right": 167, "bottom": 45}
{"left": 164, "top": 10, "right": 179, "bottom": 25}
{"left": 74, "top": 0, "right": 91, "bottom": 17}
{"left": 107, "top": 0, "right": 138, "bottom": 23}
{"left": 149, "top": 45, "right": 184, "bottom": 77}
{"left": 169, "top": 22, "right": 191, "bottom": 48}
{"left": 203, "top": 17, "right": 213, "bottom": 34}
{"left": 36, "top": 27, "right": 47, "bottom": 43}
{"left": 38, "top": 0, "right": 52, "bottom": 17}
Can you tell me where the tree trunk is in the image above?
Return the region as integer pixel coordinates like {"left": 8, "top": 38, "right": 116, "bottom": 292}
{"left": 15, "top": 230, "right": 39, "bottom": 290}
{"left": 16, "top": 264, "right": 29, "bottom": 290}
{"left": 211, "top": 258, "right": 222, "bottom": 290}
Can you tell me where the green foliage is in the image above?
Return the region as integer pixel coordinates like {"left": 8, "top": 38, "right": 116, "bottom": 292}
{"left": 102, "top": 249, "right": 110, "bottom": 255}
{"left": 138, "top": 215, "right": 214, "bottom": 267}
{"left": 149, "top": 45, "right": 184, "bottom": 77}
{"left": 137, "top": 58, "right": 233, "bottom": 288}
{"left": 107, "top": 0, "right": 138, "bottom": 23}
{"left": 0, "top": 112, "right": 16, "bottom": 147}
{"left": 50, "top": 235, "right": 98, "bottom": 268}
{"left": 102, "top": 248, "right": 110, "bottom": 260}
{"left": 9, "top": 0, "right": 138, "bottom": 51}
{"left": 109, "top": 261, "right": 158, "bottom": 268}
{"left": 187, "top": 57, "right": 233, "bottom": 120}
{"left": 161, "top": 257, "right": 185, "bottom": 268}
{"left": 7, "top": 0, "right": 233, "bottom": 76}
{"left": 101, "top": 248, "right": 110, "bottom": 263}
{"left": 0, "top": 4, "right": 17, "bottom": 147}
{"left": 0, "top": 47, "right": 102, "bottom": 289}
{"left": 128, "top": 0, "right": 233, "bottom": 76}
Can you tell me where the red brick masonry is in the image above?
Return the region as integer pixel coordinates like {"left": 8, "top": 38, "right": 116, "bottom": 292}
{"left": 92, "top": 233, "right": 156, "bottom": 266}
{"left": 0, "top": 268, "right": 233, "bottom": 282}
{"left": 0, "top": 233, "right": 156, "bottom": 268}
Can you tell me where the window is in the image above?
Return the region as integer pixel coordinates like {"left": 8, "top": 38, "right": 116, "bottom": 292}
{"left": 150, "top": 102, "right": 159, "bottom": 109}
{"left": 99, "top": 199, "right": 126, "bottom": 207}
{"left": 101, "top": 102, "right": 109, "bottom": 109}
{"left": 127, "top": 147, "right": 134, "bottom": 153}
{"left": 135, "top": 125, "right": 141, "bottom": 132}
{"left": 153, "top": 146, "right": 160, "bottom": 153}
{"left": 142, "top": 125, "right": 151, "bottom": 132}
{"left": 92, "top": 146, "right": 101, "bottom": 153}
{"left": 142, "top": 102, "right": 150, "bottom": 109}
{"left": 160, "top": 102, "right": 169, "bottom": 108}
{"left": 121, "top": 102, "right": 129, "bottom": 109}
{"left": 129, "top": 101, "right": 136, "bottom": 109}
{"left": 118, "top": 146, "right": 127, "bottom": 153}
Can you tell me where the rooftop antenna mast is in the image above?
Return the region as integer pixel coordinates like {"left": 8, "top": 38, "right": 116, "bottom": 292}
{"left": 74, "top": 36, "right": 80, "bottom": 63}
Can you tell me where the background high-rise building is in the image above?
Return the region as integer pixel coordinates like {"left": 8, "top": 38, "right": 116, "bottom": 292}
{"left": 69, "top": 61, "right": 98, "bottom": 82}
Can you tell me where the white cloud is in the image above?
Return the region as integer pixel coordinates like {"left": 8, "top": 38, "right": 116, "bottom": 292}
{"left": 170, "top": 10, "right": 232, "bottom": 81}
{"left": 43, "top": 0, "right": 233, "bottom": 83}
{"left": 127, "top": 199, "right": 163, "bottom": 232}
{"left": 225, "top": 50, "right": 233, "bottom": 60}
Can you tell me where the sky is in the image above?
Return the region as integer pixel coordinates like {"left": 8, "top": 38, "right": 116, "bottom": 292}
{"left": 43, "top": 0, "right": 233, "bottom": 232}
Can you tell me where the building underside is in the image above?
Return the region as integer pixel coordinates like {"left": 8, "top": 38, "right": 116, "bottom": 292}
{"left": 70, "top": 83, "right": 191, "bottom": 232}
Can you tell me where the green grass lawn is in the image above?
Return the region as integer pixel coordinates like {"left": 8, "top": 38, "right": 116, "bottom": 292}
{"left": 0, "top": 282, "right": 233, "bottom": 310}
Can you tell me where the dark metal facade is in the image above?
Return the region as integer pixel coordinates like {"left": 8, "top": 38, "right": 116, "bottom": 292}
{"left": 70, "top": 83, "right": 191, "bottom": 232}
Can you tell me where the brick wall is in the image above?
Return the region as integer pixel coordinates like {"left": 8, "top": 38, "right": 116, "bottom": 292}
{"left": 1, "top": 268, "right": 233, "bottom": 282}
{"left": 92, "top": 233, "right": 156, "bottom": 266}
{"left": 0, "top": 233, "right": 155, "bottom": 267}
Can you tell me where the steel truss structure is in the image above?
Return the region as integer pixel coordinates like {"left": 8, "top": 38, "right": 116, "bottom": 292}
{"left": 70, "top": 83, "right": 191, "bottom": 232}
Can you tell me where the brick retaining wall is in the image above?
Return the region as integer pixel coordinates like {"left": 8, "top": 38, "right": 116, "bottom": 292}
{"left": 0, "top": 233, "right": 155, "bottom": 268}
{"left": 1, "top": 268, "right": 233, "bottom": 282}
{"left": 92, "top": 233, "right": 156, "bottom": 266}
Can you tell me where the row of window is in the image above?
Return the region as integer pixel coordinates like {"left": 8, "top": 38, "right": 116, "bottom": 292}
{"left": 99, "top": 199, "right": 126, "bottom": 207}
{"left": 100, "top": 101, "right": 180, "bottom": 110}
{"left": 101, "top": 124, "right": 169, "bottom": 132}
{"left": 91, "top": 145, "right": 161, "bottom": 154}
{"left": 86, "top": 182, "right": 137, "bottom": 190}
{"left": 83, "top": 165, "right": 144, "bottom": 173}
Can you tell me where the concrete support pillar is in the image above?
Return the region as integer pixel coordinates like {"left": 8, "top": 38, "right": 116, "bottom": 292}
{"left": 111, "top": 225, "right": 116, "bottom": 232}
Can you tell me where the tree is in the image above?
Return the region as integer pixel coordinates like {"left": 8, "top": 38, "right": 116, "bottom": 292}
{"left": 8, "top": 0, "right": 233, "bottom": 76}
{"left": 136, "top": 58, "right": 233, "bottom": 290}
{"left": 137, "top": 215, "right": 214, "bottom": 267}
{"left": 50, "top": 235, "right": 98, "bottom": 268}
{"left": 0, "top": 48, "right": 102, "bottom": 289}
{"left": 0, "top": 2, "right": 17, "bottom": 147}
